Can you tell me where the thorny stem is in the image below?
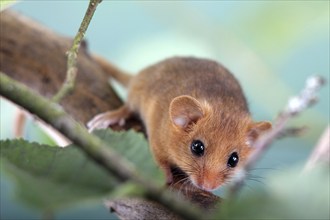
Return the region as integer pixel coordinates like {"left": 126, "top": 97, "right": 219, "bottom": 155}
{"left": 229, "top": 75, "right": 326, "bottom": 195}
{"left": 52, "top": 0, "right": 102, "bottom": 102}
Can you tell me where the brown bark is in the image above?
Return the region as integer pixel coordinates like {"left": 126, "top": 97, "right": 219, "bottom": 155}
{"left": 105, "top": 198, "right": 182, "bottom": 220}
{"left": 0, "top": 9, "right": 124, "bottom": 124}
{"left": 0, "top": 9, "right": 219, "bottom": 219}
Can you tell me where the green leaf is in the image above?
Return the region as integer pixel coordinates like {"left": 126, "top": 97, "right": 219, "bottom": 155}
{"left": 0, "top": 129, "right": 163, "bottom": 211}
{"left": 93, "top": 129, "right": 164, "bottom": 184}
{"left": 0, "top": 139, "right": 119, "bottom": 211}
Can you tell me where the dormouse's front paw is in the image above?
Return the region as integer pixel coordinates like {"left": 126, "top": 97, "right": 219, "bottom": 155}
{"left": 87, "top": 112, "right": 125, "bottom": 132}
{"left": 87, "top": 106, "right": 131, "bottom": 132}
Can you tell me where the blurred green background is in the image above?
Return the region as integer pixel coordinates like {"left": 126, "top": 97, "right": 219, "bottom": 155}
{"left": 1, "top": 1, "right": 329, "bottom": 219}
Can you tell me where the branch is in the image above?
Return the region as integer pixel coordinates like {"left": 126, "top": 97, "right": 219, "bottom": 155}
{"left": 52, "top": 0, "right": 102, "bottom": 102}
{"left": 106, "top": 177, "right": 220, "bottom": 219}
{"left": 0, "top": 73, "right": 205, "bottom": 220}
{"left": 276, "top": 126, "right": 308, "bottom": 139}
{"left": 105, "top": 198, "right": 182, "bottom": 220}
{"left": 229, "top": 76, "right": 326, "bottom": 195}
{"left": 0, "top": 10, "right": 124, "bottom": 124}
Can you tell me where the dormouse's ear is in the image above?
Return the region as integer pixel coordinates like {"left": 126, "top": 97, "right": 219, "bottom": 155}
{"left": 246, "top": 121, "right": 272, "bottom": 146}
{"left": 169, "top": 95, "right": 204, "bottom": 130}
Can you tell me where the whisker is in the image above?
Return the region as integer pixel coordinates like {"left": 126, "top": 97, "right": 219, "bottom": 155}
{"left": 250, "top": 167, "right": 278, "bottom": 171}
{"left": 181, "top": 179, "right": 190, "bottom": 195}
{"left": 172, "top": 176, "right": 189, "bottom": 187}
{"left": 246, "top": 177, "right": 266, "bottom": 186}
{"left": 178, "top": 178, "right": 192, "bottom": 195}
{"left": 246, "top": 174, "right": 265, "bottom": 180}
{"left": 241, "top": 182, "right": 256, "bottom": 193}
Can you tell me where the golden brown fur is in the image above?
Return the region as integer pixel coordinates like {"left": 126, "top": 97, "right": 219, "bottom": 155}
{"left": 89, "top": 56, "right": 271, "bottom": 191}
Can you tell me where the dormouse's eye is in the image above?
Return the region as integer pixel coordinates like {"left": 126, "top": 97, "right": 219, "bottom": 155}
{"left": 227, "top": 152, "right": 239, "bottom": 168}
{"left": 191, "top": 140, "right": 204, "bottom": 157}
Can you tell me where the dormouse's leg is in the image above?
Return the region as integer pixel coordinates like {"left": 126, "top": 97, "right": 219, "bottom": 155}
{"left": 87, "top": 105, "right": 132, "bottom": 132}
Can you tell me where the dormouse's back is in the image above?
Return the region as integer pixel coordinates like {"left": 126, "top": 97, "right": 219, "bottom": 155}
{"left": 129, "top": 57, "right": 249, "bottom": 114}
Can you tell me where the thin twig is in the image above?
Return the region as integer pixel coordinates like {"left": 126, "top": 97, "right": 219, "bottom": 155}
{"left": 52, "top": 0, "right": 102, "bottom": 102}
{"left": 0, "top": 72, "right": 204, "bottom": 220}
{"left": 276, "top": 126, "right": 308, "bottom": 139}
{"left": 229, "top": 75, "right": 326, "bottom": 195}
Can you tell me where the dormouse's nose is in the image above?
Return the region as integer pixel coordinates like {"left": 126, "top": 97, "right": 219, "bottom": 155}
{"left": 201, "top": 181, "right": 218, "bottom": 191}
{"left": 199, "top": 172, "right": 220, "bottom": 191}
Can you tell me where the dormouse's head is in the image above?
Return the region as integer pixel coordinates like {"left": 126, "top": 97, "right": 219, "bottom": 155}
{"left": 169, "top": 95, "right": 271, "bottom": 191}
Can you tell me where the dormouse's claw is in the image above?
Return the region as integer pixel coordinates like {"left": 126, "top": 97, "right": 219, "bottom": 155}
{"left": 88, "top": 126, "right": 95, "bottom": 133}
{"left": 118, "top": 118, "right": 126, "bottom": 126}
{"left": 87, "top": 119, "right": 93, "bottom": 129}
